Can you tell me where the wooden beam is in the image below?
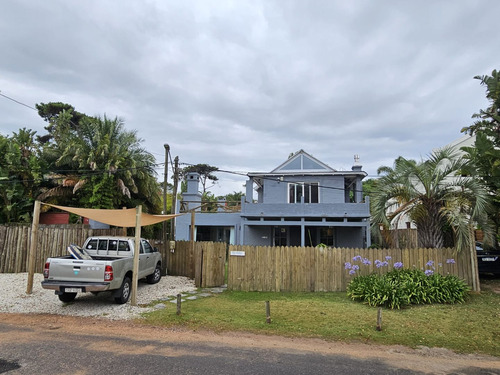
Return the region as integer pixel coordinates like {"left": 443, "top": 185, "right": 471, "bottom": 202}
{"left": 26, "top": 200, "right": 41, "bottom": 294}
{"left": 131, "top": 205, "right": 142, "bottom": 306}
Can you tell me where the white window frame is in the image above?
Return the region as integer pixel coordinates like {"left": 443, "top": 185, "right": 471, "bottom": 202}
{"left": 288, "top": 182, "right": 319, "bottom": 203}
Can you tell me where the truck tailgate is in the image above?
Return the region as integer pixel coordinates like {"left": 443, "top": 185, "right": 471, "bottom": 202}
{"left": 47, "top": 258, "right": 108, "bottom": 283}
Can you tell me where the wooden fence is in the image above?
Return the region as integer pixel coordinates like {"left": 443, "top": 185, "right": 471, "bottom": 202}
{"left": 1, "top": 224, "right": 475, "bottom": 292}
{"left": 0, "top": 224, "right": 122, "bottom": 273}
{"left": 168, "top": 241, "right": 226, "bottom": 288}
{"left": 0, "top": 225, "right": 225, "bottom": 288}
{"left": 227, "top": 245, "right": 472, "bottom": 292}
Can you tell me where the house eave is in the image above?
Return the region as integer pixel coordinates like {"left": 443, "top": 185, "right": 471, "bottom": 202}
{"left": 247, "top": 171, "right": 367, "bottom": 178}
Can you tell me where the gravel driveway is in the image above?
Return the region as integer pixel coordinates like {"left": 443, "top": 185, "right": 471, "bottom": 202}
{"left": 0, "top": 273, "right": 196, "bottom": 320}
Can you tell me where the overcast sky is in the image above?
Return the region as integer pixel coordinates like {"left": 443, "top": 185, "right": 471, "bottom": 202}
{"left": 1, "top": 1, "right": 499, "bottom": 196}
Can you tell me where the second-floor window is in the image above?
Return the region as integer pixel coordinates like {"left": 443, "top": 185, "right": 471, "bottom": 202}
{"left": 289, "top": 182, "right": 319, "bottom": 203}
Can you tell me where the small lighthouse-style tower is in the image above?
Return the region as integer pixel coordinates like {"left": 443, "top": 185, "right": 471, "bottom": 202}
{"left": 183, "top": 172, "right": 202, "bottom": 211}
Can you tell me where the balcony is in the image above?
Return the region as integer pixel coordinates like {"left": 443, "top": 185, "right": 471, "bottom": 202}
{"left": 241, "top": 201, "right": 370, "bottom": 219}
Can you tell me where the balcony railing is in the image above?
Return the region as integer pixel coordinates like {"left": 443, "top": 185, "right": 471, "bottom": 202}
{"left": 241, "top": 201, "right": 370, "bottom": 218}
{"left": 179, "top": 200, "right": 242, "bottom": 213}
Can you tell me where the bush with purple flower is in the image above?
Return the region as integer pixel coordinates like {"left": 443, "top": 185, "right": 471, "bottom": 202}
{"left": 393, "top": 262, "right": 404, "bottom": 270}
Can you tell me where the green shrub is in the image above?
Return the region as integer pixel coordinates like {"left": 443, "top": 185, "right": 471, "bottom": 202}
{"left": 346, "top": 269, "right": 469, "bottom": 309}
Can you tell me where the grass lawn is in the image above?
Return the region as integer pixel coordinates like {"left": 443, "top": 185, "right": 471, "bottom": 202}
{"left": 142, "top": 286, "right": 500, "bottom": 357}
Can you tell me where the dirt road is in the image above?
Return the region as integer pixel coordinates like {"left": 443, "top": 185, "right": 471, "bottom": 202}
{"left": 1, "top": 313, "right": 499, "bottom": 374}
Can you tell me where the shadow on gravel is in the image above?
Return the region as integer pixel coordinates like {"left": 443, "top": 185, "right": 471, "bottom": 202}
{"left": 0, "top": 358, "right": 20, "bottom": 373}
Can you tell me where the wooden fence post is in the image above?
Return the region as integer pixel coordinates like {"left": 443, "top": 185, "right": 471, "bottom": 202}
{"left": 376, "top": 307, "right": 382, "bottom": 331}
{"left": 26, "top": 200, "right": 41, "bottom": 294}
{"left": 469, "top": 225, "right": 480, "bottom": 292}
{"left": 131, "top": 205, "right": 142, "bottom": 306}
{"left": 176, "top": 293, "right": 182, "bottom": 315}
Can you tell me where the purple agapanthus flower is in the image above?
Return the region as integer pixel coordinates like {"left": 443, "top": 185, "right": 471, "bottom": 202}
{"left": 426, "top": 260, "right": 434, "bottom": 267}
{"left": 345, "top": 262, "right": 352, "bottom": 270}
{"left": 425, "top": 269, "right": 434, "bottom": 276}
{"left": 349, "top": 269, "right": 356, "bottom": 275}
{"left": 393, "top": 262, "right": 403, "bottom": 269}
{"left": 352, "top": 265, "right": 360, "bottom": 271}
{"left": 385, "top": 256, "right": 392, "bottom": 261}
{"left": 362, "top": 258, "right": 371, "bottom": 265}
{"left": 352, "top": 255, "right": 362, "bottom": 262}
{"left": 446, "top": 259, "right": 456, "bottom": 264}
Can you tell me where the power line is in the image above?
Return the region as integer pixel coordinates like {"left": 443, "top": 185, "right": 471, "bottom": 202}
{"left": 0, "top": 162, "right": 164, "bottom": 185}
{"left": 0, "top": 91, "right": 37, "bottom": 111}
{"left": 178, "top": 162, "right": 367, "bottom": 194}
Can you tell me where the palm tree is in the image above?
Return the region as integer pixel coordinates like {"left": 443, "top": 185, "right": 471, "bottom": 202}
{"left": 39, "top": 115, "right": 161, "bottom": 212}
{"left": 371, "top": 147, "right": 491, "bottom": 251}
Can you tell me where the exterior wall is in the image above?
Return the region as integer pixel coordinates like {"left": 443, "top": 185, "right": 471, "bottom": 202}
{"left": 175, "top": 212, "right": 241, "bottom": 244}
{"left": 318, "top": 176, "right": 345, "bottom": 203}
{"left": 336, "top": 227, "right": 365, "bottom": 248}
{"left": 243, "top": 225, "right": 273, "bottom": 246}
{"left": 39, "top": 213, "right": 70, "bottom": 225}
{"left": 261, "top": 175, "right": 345, "bottom": 204}
{"left": 262, "top": 179, "right": 286, "bottom": 203}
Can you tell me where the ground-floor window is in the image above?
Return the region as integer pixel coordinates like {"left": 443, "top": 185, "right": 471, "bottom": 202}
{"left": 196, "top": 226, "right": 234, "bottom": 244}
{"left": 319, "top": 227, "right": 335, "bottom": 246}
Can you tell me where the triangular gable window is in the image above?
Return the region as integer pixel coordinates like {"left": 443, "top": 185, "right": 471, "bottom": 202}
{"left": 276, "top": 153, "right": 331, "bottom": 172}
{"left": 281, "top": 157, "right": 302, "bottom": 170}
{"left": 303, "top": 156, "right": 327, "bottom": 170}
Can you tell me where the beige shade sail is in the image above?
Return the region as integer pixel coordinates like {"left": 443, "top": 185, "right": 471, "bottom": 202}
{"left": 42, "top": 203, "right": 182, "bottom": 227}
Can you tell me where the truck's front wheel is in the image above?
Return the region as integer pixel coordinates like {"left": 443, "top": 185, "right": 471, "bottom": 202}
{"left": 114, "top": 277, "right": 131, "bottom": 304}
{"left": 58, "top": 292, "right": 77, "bottom": 303}
{"left": 146, "top": 263, "right": 162, "bottom": 284}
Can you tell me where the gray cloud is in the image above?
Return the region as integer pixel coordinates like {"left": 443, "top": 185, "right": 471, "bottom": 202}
{"left": 1, "top": 0, "right": 499, "bottom": 195}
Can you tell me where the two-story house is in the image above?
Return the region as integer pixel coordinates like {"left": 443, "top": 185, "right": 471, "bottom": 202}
{"left": 175, "top": 150, "right": 371, "bottom": 248}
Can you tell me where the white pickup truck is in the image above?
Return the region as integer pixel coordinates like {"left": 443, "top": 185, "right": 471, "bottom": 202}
{"left": 41, "top": 236, "right": 162, "bottom": 304}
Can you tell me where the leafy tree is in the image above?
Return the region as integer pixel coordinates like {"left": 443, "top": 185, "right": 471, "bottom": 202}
{"left": 201, "top": 191, "right": 218, "bottom": 212}
{"left": 222, "top": 191, "right": 244, "bottom": 207}
{"left": 0, "top": 129, "right": 43, "bottom": 222}
{"left": 371, "top": 148, "right": 491, "bottom": 251}
{"left": 461, "top": 70, "right": 500, "bottom": 245}
{"left": 461, "top": 70, "right": 500, "bottom": 141}
{"left": 36, "top": 102, "right": 85, "bottom": 144}
{"left": 181, "top": 164, "right": 218, "bottom": 194}
{"left": 362, "top": 178, "right": 378, "bottom": 200}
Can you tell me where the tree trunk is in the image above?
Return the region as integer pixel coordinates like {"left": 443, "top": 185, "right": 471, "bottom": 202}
{"left": 416, "top": 207, "right": 444, "bottom": 248}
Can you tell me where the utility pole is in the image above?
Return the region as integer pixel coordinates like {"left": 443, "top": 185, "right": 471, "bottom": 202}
{"left": 163, "top": 144, "right": 169, "bottom": 276}
{"left": 163, "top": 144, "right": 169, "bottom": 217}
{"left": 170, "top": 156, "right": 179, "bottom": 240}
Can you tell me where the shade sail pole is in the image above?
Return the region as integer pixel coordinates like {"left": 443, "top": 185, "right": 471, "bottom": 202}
{"left": 131, "top": 205, "right": 142, "bottom": 306}
{"left": 26, "top": 200, "right": 41, "bottom": 294}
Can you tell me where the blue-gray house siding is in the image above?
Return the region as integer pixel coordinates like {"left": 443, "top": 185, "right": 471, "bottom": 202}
{"left": 175, "top": 150, "right": 370, "bottom": 248}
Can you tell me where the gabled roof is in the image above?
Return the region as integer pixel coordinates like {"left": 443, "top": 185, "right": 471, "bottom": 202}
{"left": 270, "top": 150, "right": 336, "bottom": 174}
{"left": 247, "top": 150, "right": 366, "bottom": 183}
